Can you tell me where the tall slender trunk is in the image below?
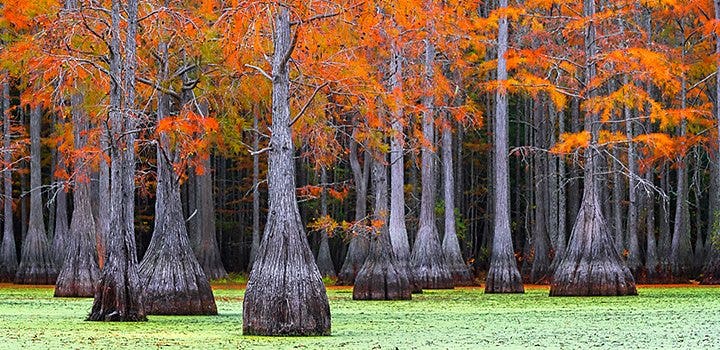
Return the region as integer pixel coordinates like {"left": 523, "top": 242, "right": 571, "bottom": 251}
{"left": 88, "top": 0, "right": 146, "bottom": 321}
{"left": 550, "top": 0, "right": 636, "bottom": 296}
{"left": 249, "top": 106, "right": 261, "bottom": 270}
{"left": 0, "top": 73, "right": 17, "bottom": 282}
{"left": 702, "top": 0, "right": 720, "bottom": 284}
{"left": 52, "top": 157, "right": 70, "bottom": 266}
{"left": 338, "top": 130, "right": 370, "bottom": 284}
{"left": 441, "top": 122, "right": 473, "bottom": 285}
{"left": 625, "top": 82, "right": 640, "bottom": 273}
{"left": 242, "top": 8, "right": 330, "bottom": 336}
{"left": 670, "top": 77, "right": 693, "bottom": 278}
{"left": 388, "top": 42, "right": 411, "bottom": 269}
{"left": 409, "top": 36, "right": 453, "bottom": 289}
{"left": 15, "top": 105, "right": 57, "bottom": 284}
{"left": 530, "top": 98, "right": 551, "bottom": 284}
{"left": 192, "top": 156, "right": 227, "bottom": 280}
{"left": 315, "top": 168, "right": 336, "bottom": 278}
{"left": 644, "top": 168, "right": 658, "bottom": 279}
{"left": 485, "top": 0, "right": 523, "bottom": 293}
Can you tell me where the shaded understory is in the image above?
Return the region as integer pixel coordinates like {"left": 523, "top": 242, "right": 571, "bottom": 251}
{"left": 0, "top": 284, "right": 718, "bottom": 349}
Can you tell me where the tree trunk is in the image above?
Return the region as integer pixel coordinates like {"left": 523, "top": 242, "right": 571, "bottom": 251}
{"left": 530, "top": 98, "right": 551, "bottom": 284}
{"left": 551, "top": 107, "right": 567, "bottom": 271}
{"left": 485, "top": 0, "right": 523, "bottom": 293}
{"left": 658, "top": 163, "right": 671, "bottom": 272}
{"left": 337, "top": 131, "right": 370, "bottom": 285}
{"left": 353, "top": 154, "right": 412, "bottom": 300}
{"left": 52, "top": 157, "right": 70, "bottom": 267}
{"left": 242, "top": 7, "right": 331, "bottom": 336}
{"left": 54, "top": 92, "right": 101, "bottom": 297}
{"left": 191, "top": 156, "right": 228, "bottom": 280}
{"left": 670, "top": 78, "right": 693, "bottom": 279}
{"left": 441, "top": 123, "right": 473, "bottom": 285}
{"left": 409, "top": 37, "right": 453, "bottom": 290}
{"left": 88, "top": 0, "right": 146, "bottom": 321}
{"left": 0, "top": 73, "right": 17, "bottom": 282}
{"left": 316, "top": 168, "right": 336, "bottom": 278}
{"left": 625, "top": 90, "right": 640, "bottom": 273}
{"left": 550, "top": 0, "right": 636, "bottom": 296}
{"left": 703, "top": 0, "right": 720, "bottom": 284}
{"left": 248, "top": 106, "right": 261, "bottom": 270}
{"left": 15, "top": 105, "right": 57, "bottom": 284}
{"left": 644, "top": 169, "right": 658, "bottom": 280}
{"left": 138, "top": 41, "right": 217, "bottom": 315}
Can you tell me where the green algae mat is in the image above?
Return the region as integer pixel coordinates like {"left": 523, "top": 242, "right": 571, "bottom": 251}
{"left": 0, "top": 284, "right": 718, "bottom": 349}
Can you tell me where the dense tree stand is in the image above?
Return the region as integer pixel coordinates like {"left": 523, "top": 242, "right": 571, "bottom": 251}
{"left": 353, "top": 159, "right": 411, "bottom": 300}
{"left": 15, "top": 106, "right": 57, "bottom": 285}
{"left": 337, "top": 228, "right": 368, "bottom": 285}
{"left": 242, "top": 7, "right": 330, "bottom": 336}
{"left": 0, "top": 76, "right": 15, "bottom": 283}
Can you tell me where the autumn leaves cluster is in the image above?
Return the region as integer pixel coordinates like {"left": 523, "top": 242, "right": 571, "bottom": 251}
{"left": 0, "top": 0, "right": 717, "bottom": 199}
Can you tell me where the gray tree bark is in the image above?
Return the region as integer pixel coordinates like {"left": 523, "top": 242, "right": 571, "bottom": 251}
{"left": 55, "top": 92, "right": 101, "bottom": 297}
{"left": 248, "top": 106, "right": 261, "bottom": 270}
{"left": 15, "top": 105, "right": 57, "bottom": 284}
{"left": 138, "top": 40, "right": 217, "bottom": 315}
{"left": 353, "top": 153, "right": 411, "bottom": 300}
{"left": 670, "top": 78, "right": 693, "bottom": 278}
{"left": 702, "top": 0, "right": 720, "bottom": 284}
{"left": 625, "top": 89, "right": 640, "bottom": 273}
{"left": 409, "top": 37, "right": 453, "bottom": 289}
{"left": 644, "top": 169, "right": 658, "bottom": 279}
{"left": 88, "top": 0, "right": 146, "bottom": 321}
{"left": 242, "top": 7, "right": 330, "bottom": 336}
{"left": 338, "top": 131, "right": 370, "bottom": 285}
{"left": 51, "top": 158, "right": 70, "bottom": 267}
{"left": 550, "top": 0, "right": 636, "bottom": 296}
{"left": 485, "top": 0, "right": 523, "bottom": 293}
{"left": 0, "top": 73, "right": 17, "bottom": 282}
{"left": 315, "top": 167, "right": 336, "bottom": 278}
{"left": 441, "top": 123, "right": 473, "bottom": 285}
{"left": 530, "top": 98, "right": 551, "bottom": 284}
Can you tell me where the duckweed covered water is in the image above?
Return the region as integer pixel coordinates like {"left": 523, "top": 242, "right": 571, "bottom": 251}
{"left": 0, "top": 284, "right": 718, "bottom": 349}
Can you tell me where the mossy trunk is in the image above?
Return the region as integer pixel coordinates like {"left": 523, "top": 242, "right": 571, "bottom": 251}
{"left": 353, "top": 157, "right": 411, "bottom": 300}
{"left": 54, "top": 93, "right": 100, "bottom": 298}
{"left": 242, "top": 7, "right": 330, "bottom": 336}
{"left": 15, "top": 105, "right": 57, "bottom": 285}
